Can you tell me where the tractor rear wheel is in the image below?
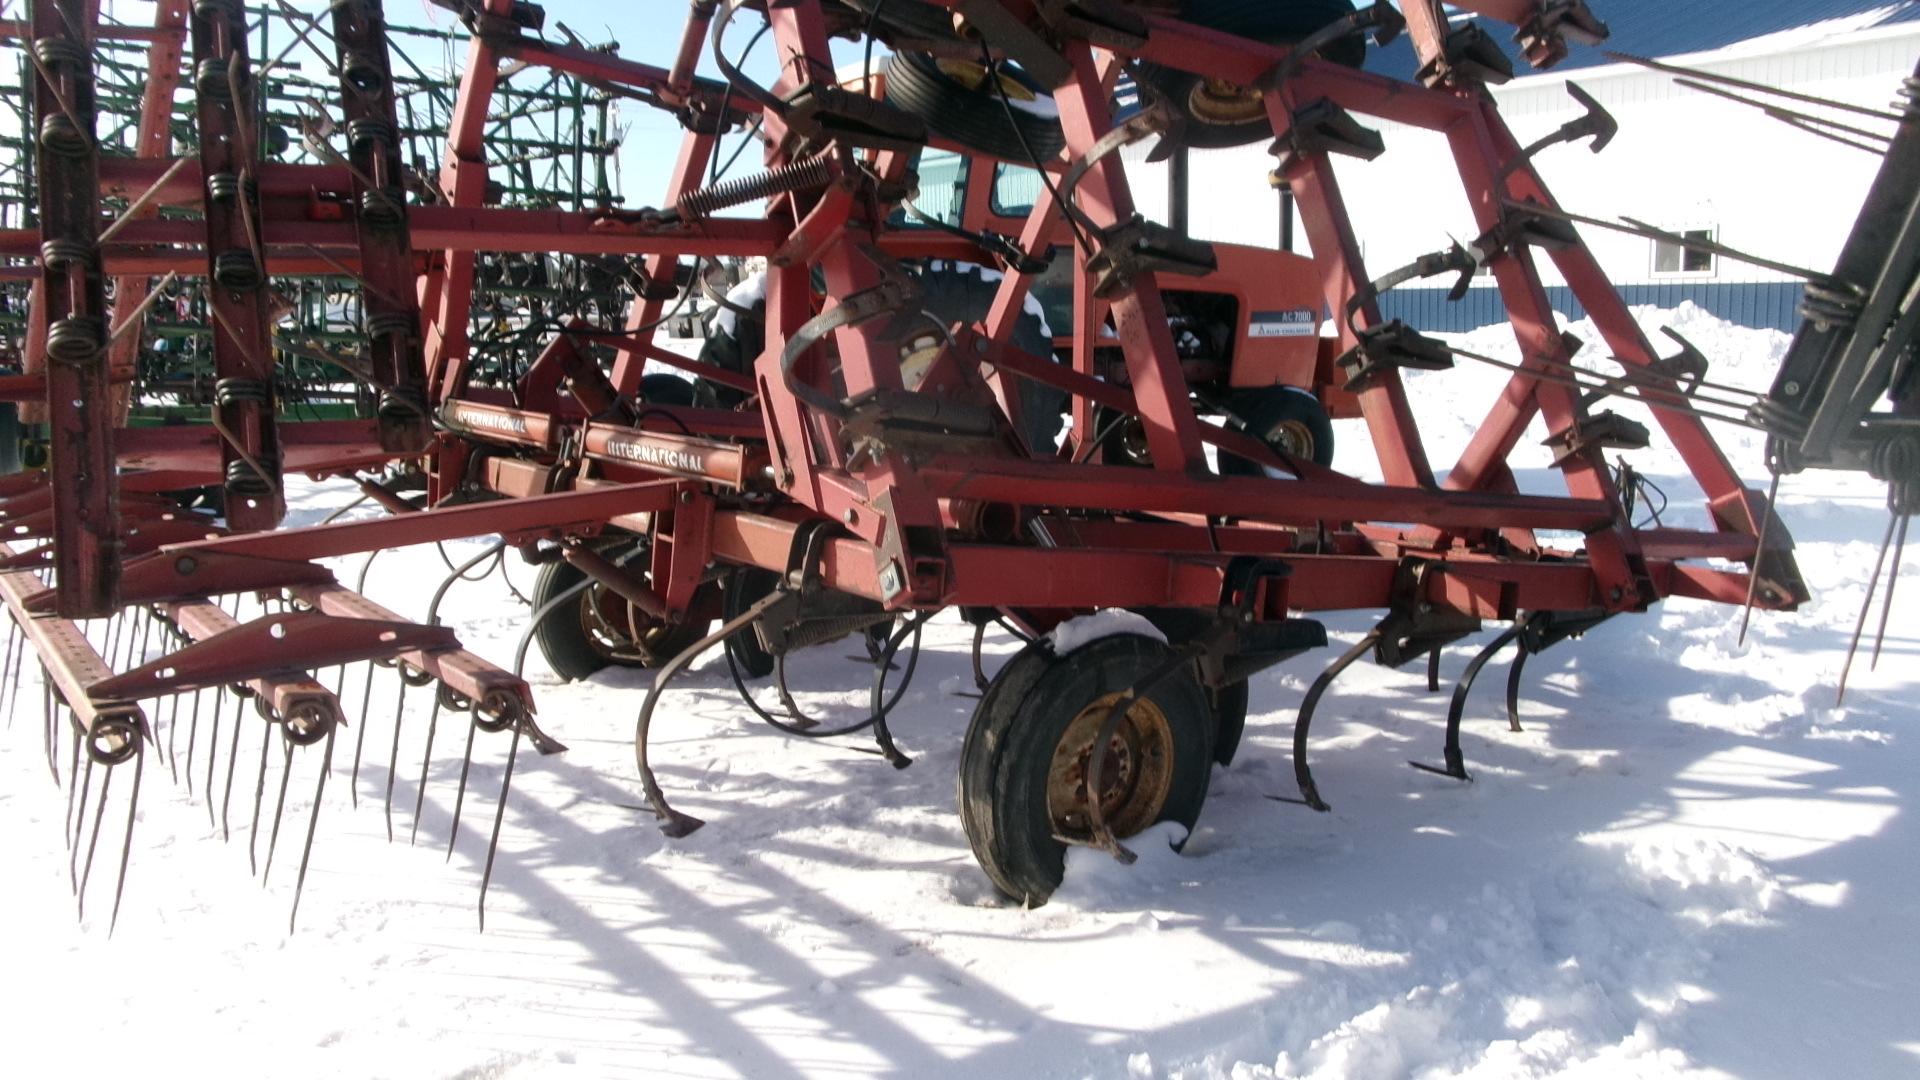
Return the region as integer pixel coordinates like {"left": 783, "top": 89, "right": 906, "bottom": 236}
{"left": 959, "top": 633, "right": 1214, "bottom": 905}
{"left": 1134, "top": 0, "right": 1366, "bottom": 149}
{"left": 1219, "top": 385, "right": 1337, "bottom": 473}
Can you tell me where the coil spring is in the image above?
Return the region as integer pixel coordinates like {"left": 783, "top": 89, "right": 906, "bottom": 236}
{"left": 378, "top": 383, "right": 427, "bottom": 422}
{"left": 45, "top": 316, "right": 103, "bottom": 364}
{"left": 347, "top": 117, "right": 395, "bottom": 152}
{"left": 213, "top": 249, "right": 262, "bottom": 290}
{"left": 37, "top": 112, "right": 87, "bottom": 156}
{"left": 343, "top": 53, "right": 386, "bottom": 95}
{"left": 215, "top": 376, "right": 270, "bottom": 407}
{"left": 194, "top": 56, "right": 233, "bottom": 101}
{"left": 364, "top": 310, "right": 414, "bottom": 340}
{"left": 205, "top": 170, "right": 255, "bottom": 203}
{"left": 31, "top": 36, "right": 88, "bottom": 73}
{"left": 224, "top": 453, "right": 279, "bottom": 497}
{"left": 1747, "top": 397, "right": 1809, "bottom": 439}
{"left": 360, "top": 187, "right": 405, "bottom": 228}
{"left": 676, "top": 155, "right": 835, "bottom": 222}
{"left": 1801, "top": 280, "right": 1864, "bottom": 331}
{"left": 39, "top": 238, "right": 95, "bottom": 272}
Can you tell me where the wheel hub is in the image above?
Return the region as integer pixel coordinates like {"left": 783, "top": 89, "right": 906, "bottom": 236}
{"left": 1188, "top": 78, "right": 1265, "bottom": 126}
{"left": 1045, "top": 691, "right": 1175, "bottom": 839}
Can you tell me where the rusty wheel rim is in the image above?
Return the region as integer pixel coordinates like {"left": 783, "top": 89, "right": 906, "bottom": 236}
{"left": 1270, "top": 417, "right": 1317, "bottom": 461}
{"left": 1045, "top": 691, "right": 1175, "bottom": 840}
{"left": 579, "top": 583, "right": 674, "bottom": 663}
{"left": 1188, "top": 77, "right": 1265, "bottom": 126}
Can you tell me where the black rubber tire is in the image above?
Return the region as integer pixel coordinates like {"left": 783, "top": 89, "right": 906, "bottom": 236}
{"left": 915, "top": 262, "right": 1067, "bottom": 453}
{"left": 1135, "top": 0, "right": 1366, "bottom": 150}
{"left": 722, "top": 566, "right": 780, "bottom": 679}
{"left": 531, "top": 554, "right": 711, "bottom": 682}
{"left": 958, "top": 633, "right": 1215, "bottom": 905}
{"left": 1219, "top": 385, "right": 1336, "bottom": 473}
{"left": 531, "top": 558, "right": 609, "bottom": 683}
{"left": 639, "top": 372, "right": 713, "bottom": 409}
{"left": 885, "top": 51, "right": 1065, "bottom": 164}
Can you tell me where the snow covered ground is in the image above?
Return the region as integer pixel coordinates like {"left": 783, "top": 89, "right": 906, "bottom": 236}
{"left": 2, "top": 306, "right": 1917, "bottom": 1079}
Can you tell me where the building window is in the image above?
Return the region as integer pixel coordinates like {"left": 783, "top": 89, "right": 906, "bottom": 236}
{"left": 1653, "top": 227, "right": 1718, "bottom": 277}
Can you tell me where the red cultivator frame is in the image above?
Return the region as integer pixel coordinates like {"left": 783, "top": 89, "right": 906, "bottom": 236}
{"left": 3, "top": 0, "right": 1914, "bottom": 923}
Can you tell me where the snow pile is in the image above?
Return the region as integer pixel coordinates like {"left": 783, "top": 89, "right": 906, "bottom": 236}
{"left": 1048, "top": 608, "right": 1168, "bottom": 653}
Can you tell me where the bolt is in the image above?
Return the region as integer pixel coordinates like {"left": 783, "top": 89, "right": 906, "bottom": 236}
{"left": 1784, "top": 381, "right": 1802, "bottom": 396}
{"left": 1609, "top": 586, "right": 1625, "bottom": 602}
{"left": 174, "top": 556, "right": 197, "bottom": 575}
{"left": 843, "top": 508, "right": 858, "bottom": 525}
{"left": 679, "top": 490, "right": 693, "bottom": 503}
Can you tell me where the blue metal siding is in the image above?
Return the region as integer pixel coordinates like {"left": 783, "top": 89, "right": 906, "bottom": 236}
{"left": 1366, "top": 0, "right": 1919, "bottom": 81}
{"left": 1377, "top": 281, "right": 1806, "bottom": 333}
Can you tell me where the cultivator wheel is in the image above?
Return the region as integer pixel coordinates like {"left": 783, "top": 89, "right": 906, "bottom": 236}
{"left": 959, "top": 634, "right": 1214, "bottom": 905}
{"left": 530, "top": 548, "right": 711, "bottom": 680}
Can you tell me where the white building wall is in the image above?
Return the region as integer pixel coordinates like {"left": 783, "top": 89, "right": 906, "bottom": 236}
{"left": 1158, "top": 23, "right": 1919, "bottom": 296}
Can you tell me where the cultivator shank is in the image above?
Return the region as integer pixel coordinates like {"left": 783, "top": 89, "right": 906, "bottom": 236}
{"left": 2, "top": 0, "right": 1910, "bottom": 920}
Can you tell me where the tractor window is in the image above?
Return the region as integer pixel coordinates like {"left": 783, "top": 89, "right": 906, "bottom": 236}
{"left": 899, "top": 149, "right": 970, "bottom": 229}
{"left": 991, "top": 163, "right": 1042, "bottom": 218}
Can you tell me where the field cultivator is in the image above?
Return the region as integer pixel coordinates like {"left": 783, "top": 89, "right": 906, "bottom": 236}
{"left": 1, "top": 0, "right": 1915, "bottom": 926}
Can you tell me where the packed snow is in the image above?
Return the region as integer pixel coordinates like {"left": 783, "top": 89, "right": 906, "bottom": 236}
{"left": 2, "top": 305, "right": 1917, "bottom": 1080}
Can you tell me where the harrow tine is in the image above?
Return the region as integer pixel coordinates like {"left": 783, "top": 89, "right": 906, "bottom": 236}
{"left": 165, "top": 693, "right": 182, "bottom": 783}
{"left": 248, "top": 714, "right": 272, "bottom": 875}
{"left": 201, "top": 693, "right": 219, "bottom": 827}
{"left": 109, "top": 745, "right": 145, "bottom": 936}
{"left": 289, "top": 724, "right": 338, "bottom": 935}
{"left": 70, "top": 754, "right": 94, "bottom": 886}
{"left": 386, "top": 673, "right": 410, "bottom": 842}
{"left": 63, "top": 732, "right": 81, "bottom": 851}
{"left": 1838, "top": 512, "right": 1898, "bottom": 706}
{"left": 43, "top": 670, "right": 57, "bottom": 783}
{"left": 349, "top": 662, "right": 376, "bottom": 808}
{"left": 220, "top": 690, "right": 245, "bottom": 842}
{"left": 477, "top": 720, "right": 524, "bottom": 933}
{"left": 409, "top": 693, "right": 443, "bottom": 846}
{"left": 1870, "top": 514, "right": 1908, "bottom": 672}
{"left": 446, "top": 713, "right": 480, "bottom": 862}
{"left": 77, "top": 764, "right": 113, "bottom": 921}
{"left": 2, "top": 627, "right": 22, "bottom": 726}
{"left": 262, "top": 738, "right": 295, "bottom": 884}
{"left": 183, "top": 682, "right": 202, "bottom": 796}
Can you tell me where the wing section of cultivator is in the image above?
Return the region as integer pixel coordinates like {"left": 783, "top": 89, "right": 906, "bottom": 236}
{"left": 3, "top": 0, "right": 1907, "bottom": 924}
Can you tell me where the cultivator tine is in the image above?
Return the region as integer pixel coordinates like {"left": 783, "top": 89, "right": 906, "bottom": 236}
{"left": 262, "top": 738, "right": 296, "bottom": 884}
{"left": 1426, "top": 649, "right": 1442, "bottom": 693}
{"left": 1505, "top": 645, "right": 1531, "bottom": 733}
{"left": 289, "top": 724, "right": 337, "bottom": 935}
{"left": 966, "top": 618, "right": 990, "bottom": 697}
{"left": 1414, "top": 625, "right": 1524, "bottom": 782}
{"left": 1870, "top": 514, "right": 1908, "bottom": 671}
{"left": 477, "top": 720, "right": 524, "bottom": 933}
{"left": 409, "top": 692, "right": 442, "bottom": 845}
{"left": 109, "top": 745, "right": 145, "bottom": 935}
{"left": 1277, "top": 633, "right": 1380, "bottom": 813}
{"left": 1838, "top": 512, "right": 1899, "bottom": 706}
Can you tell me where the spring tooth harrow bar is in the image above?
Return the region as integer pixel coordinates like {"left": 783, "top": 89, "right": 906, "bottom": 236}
{"left": 0, "top": 0, "right": 1912, "bottom": 923}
